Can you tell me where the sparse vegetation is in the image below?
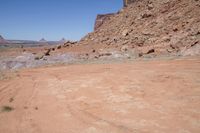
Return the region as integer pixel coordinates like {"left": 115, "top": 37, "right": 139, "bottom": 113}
{"left": 0, "top": 71, "right": 19, "bottom": 80}
{"left": 0, "top": 71, "right": 6, "bottom": 80}
{"left": 1, "top": 106, "right": 14, "bottom": 112}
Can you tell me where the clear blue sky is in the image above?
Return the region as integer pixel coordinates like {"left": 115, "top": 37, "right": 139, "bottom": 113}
{"left": 0, "top": 0, "right": 122, "bottom": 41}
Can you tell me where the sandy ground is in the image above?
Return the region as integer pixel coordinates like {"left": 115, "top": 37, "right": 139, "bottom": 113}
{"left": 0, "top": 57, "right": 200, "bottom": 133}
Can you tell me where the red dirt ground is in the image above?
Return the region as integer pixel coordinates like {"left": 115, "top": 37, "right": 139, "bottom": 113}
{"left": 0, "top": 57, "right": 200, "bottom": 133}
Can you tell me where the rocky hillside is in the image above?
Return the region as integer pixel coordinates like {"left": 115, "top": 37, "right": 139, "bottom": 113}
{"left": 79, "top": 0, "right": 200, "bottom": 57}
{"left": 0, "top": 35, "right": 7, "bottom": 44}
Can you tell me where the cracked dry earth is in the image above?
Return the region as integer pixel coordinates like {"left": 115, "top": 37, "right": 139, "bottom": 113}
{"left": 0, "top": 57, "right": 200, "bottom": 133}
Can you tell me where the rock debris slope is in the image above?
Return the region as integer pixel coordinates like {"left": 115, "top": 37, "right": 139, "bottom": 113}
{"left": 79, "top": 0, "right": 200, "bottom": 57}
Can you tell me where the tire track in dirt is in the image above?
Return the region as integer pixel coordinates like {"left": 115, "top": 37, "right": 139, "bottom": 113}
{"left": 66, "top": 103, "right": 137, "bottom": 133}
{"left": 17, "top": 76, "right": 42, "bottom": 133}
{"left": 17, "top": 71, "right": 71, "bottom": 133}
{"left": 0, "top": 58, "right": 200, "bottom": 133}
{"left": 0, "top": 83, "right": 12, "bottom": 102}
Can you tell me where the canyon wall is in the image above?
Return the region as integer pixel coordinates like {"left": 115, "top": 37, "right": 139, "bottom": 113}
{"left": 94, "top": 0, "right": 136, "bottom": 31}
{"left": 123, "top": 0, "right": 136, "bottom": 7}
{"left": 94, "top": 13, "right": 115, "bottom": 31}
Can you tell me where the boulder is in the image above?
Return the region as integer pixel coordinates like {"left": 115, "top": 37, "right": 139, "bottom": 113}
{"left": 121, "top": 45, "right": 129, "bottom": 52}
{"left": 122, "top": 29, "right": 129, "bottom": 36}
{"left": 57, "top": 45, "right": 62, "bottom": 49}
{"left": 35, "top": 54, "right": 44, "bottom": 60}
{"left": 44, "top": 49, "right": 51, "bottom": 56}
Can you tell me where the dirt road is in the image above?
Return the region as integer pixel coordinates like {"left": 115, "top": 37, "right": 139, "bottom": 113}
{"left": 0, "top": 58, "right": 200, "bottom": 133}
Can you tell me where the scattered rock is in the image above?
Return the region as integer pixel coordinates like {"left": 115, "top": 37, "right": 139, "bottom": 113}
{"left": 121, "top": 45, "right": 129, "bottom": 52}
{"left": 92, "top": 49, "right": 96, "bottom": 53}
{"left": 141, "top": 12, "right": 152, "bottom": 18}
{"left": 147, "top": 4, "right": 154, "bottom": 10}
{"left": 140, "top": 47, "right": 155, "bottom": 55}
{"left": 122, "top": 29, "right": 129, "bottom": 36}
{"left": 146, "top": 49, "right": 155, "bottom": 54}
{"left": 191, "top": 41, "right": 199, "bottom": 47}
{"left": 44, "top": 49, "right": 51, "bottom": 56}
{"left": 99, "top": 52, "right": 112, "bottom": 57}
{"left": 173, "top": 28, "right": 178, "bottom": 32}
{"left": 63, "top": 43, "right": 70, "bottom": 47}
{"left": 35, "top": 54, "right": 44, "bottom": 60}
{"left": 9, "top": 98, "right": 14, "bottom": 103}
{"left": 57, "top": 45, "right": 62, "bottom": 49}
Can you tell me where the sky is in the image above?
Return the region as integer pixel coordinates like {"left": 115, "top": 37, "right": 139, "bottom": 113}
{"left": 0, "top": 0, "right": 123, "bottom": 41}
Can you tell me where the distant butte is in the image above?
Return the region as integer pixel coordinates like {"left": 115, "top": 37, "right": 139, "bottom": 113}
{"left": 39, "top": 38, "right": 49, "bottom": 45}
{"left": 60, "top": 38, "right": 67, "bottom": 43}
{"left": 39, "top": 38, "right": 47, "bottom": 42}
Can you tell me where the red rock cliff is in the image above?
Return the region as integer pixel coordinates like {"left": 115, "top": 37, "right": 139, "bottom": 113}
{"left": 94, "top": 13, "right": 115, "bottom": 31}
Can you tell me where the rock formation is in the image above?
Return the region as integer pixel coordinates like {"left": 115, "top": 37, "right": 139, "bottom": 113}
{"left": 94, "top": 13, "right": 115, "bottom": 30}
{"left": 123, "top": 0, "right": 137, "bottom": 7}
{"left": 60, "top": 38, "right": 67, "bottom": 43}
{"left": 80, "top": 0, "right": 200, "bottom": 57}
{"left": 39, "top": 38, "right": 48, "bottom": 45}
{"left": 94, "top": 0, "right": 138, "bottom": 31}
{"left": 39, "top": 38, "right": 47, "bottom": 42}
{"left": 0, "top": 35, "right": 7, "bottom": 44}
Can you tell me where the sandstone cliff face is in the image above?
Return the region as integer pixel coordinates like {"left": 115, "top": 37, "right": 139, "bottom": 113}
{"left": 123, "top": 0, "right": 137, "bottom": 7}
{"left": 94, "top": 0, "right": 136, "bottom": 31}
{"left": 94, "top": 13, "right": 115, "bottom": 31}
{"left": 80, "top": 0, "right": 200, "bottom": 57}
